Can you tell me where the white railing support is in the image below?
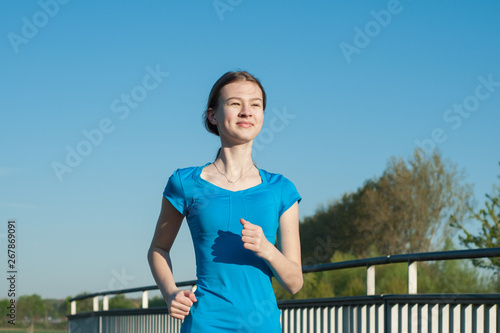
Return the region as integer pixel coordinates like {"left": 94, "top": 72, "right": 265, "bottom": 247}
{"left": 142, "top": 290, "right": 149, "bottom": 309}
{"left": 408, "top": 261, "right": 417, "bottom": 294}
{"left": 93, "top": 296, "right": 99, "bottom": 311}
{"left": 367, "top": 265, "right": 375, "bottom": 295}
{"left": 71, "top": 300, "right": 76, "bottom": 315}
{"left": 103, "top": 295, "right": 109, "bottom": 311}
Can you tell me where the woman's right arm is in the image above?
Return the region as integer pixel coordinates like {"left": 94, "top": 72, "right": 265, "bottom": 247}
{"left": 147, "top": 197, "right": 197, "bottom": 320}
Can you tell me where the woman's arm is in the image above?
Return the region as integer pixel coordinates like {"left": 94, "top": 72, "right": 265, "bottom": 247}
{"left": 240, "top": 201, "right": 303, "bottom": 294}
{"left": 148, "top": 197, "right": 197, "bottom": 319}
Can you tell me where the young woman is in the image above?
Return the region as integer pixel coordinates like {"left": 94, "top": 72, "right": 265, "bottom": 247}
{"left": 148, "top": 71, "right": 302, "bottom": 332}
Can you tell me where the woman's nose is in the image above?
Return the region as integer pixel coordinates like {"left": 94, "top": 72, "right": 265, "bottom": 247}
{"left": 239, "top": 103, "right": 252, "bottom": 116}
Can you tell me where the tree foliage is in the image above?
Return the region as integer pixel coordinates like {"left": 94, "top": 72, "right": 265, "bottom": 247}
{"left": 288, "top": 150, "right": 498, "bottom": 299}
{"left": 17, "top": 294, "right": 45, "bottom": 325}
{"left": 359, "top": 149, "right": 472, "bottom": 254}
{"left": 418, "top": 239, "right": 497, "bottom": 293}
{"left": 0, "top": 299, "right": 10, "bottom": 319}
{"left": 299, "top": 191, "right": 365, "bottom": 264}
{"left": 149, "top": 295, "right": 167, "bottom": 308}
{"left": 71, "top": 292, "right": 93, "bottom": 313}
{"left": 451, "top": 164, "right": 500, "bottom": 273}
{"left": 300, "top": 149, "right": 472, "bottom": 261}
{"left": 109, "top": 294, "right": 137, "bottom": 310}
{"left": 274, "top": 239, "right": 497, "bottom": 300}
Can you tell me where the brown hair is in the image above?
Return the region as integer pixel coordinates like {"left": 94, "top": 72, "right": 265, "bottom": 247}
{"left": 203, "top": 71, "right": 267, "bottom": 136}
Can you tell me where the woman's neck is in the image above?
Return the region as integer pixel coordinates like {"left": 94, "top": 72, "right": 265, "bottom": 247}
{"left": 215, "top": 145, "right": 254, "bottom": 176}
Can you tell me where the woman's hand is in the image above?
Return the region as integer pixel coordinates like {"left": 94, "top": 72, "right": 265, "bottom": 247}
{"left": 167, "top": 289, "right": 197, "bottom": 320}
{"left": 241, "top": 203, "right": 303, "bottom": 294}
{"left": 240, "top": 218, "right": 272, "bottom": 259}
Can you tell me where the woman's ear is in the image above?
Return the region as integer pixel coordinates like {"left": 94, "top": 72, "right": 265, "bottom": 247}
{"left": 208, "top": 108, "right": 217, "bottom": 125}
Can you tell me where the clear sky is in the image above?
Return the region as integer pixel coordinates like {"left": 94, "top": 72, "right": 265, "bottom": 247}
{"left": 1, "top": 1, "right": 499, "bottom": 300}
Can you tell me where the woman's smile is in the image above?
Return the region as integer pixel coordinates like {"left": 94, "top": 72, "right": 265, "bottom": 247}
{"left": 237, "top": 121, "right": 253, "bottom": 128}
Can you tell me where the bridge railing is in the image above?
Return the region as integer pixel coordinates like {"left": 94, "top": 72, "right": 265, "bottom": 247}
{"left": 67, "top": 247, "right": 500, "bottom": 333}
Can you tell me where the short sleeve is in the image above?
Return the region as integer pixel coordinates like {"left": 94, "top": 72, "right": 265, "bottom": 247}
{"left": 279, "top": 177, "right": 301, "bottom": 217}
{"left": 163, "top": 169, "right": 187, "bottom": 216}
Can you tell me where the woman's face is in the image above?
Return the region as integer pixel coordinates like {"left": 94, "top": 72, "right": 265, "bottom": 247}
{"left": 210, "top": 80, "right": 264, "bottom": 146}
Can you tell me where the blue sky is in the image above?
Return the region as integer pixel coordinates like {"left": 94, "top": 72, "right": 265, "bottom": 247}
{"left": 1, "top": 1, "right": 499, "bottom": 300}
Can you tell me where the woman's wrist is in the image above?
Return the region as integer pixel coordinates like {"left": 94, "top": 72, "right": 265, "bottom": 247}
{"left": 257, "top": 239, "right": 277, "bottom": 262}
{"left": 161, "top": 285, "right": 180, "bottom": 301}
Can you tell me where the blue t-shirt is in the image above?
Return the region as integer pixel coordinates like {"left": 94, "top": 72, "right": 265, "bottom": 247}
{"left": 163, "top": 163, "right": 301, "bottom": 332}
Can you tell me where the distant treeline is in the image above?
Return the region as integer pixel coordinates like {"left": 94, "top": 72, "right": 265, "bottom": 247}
{"left": 0, "top": 294, "right": 168, "bottom": 329}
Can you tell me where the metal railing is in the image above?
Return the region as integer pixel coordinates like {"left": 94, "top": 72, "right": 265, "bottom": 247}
{"left": 67, "top": 247, "right": 500, "bottom": 333}
{"left": 69, "top": 280, "right": 197, "bottom": 314}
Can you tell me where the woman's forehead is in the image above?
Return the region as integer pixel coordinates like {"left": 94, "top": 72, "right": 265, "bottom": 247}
{"left": 220, "top": 81, "right": 263, "bottom": 99}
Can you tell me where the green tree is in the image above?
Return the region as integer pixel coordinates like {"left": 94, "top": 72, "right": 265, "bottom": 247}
{"left": 418, "top": 238, "right": 497, "bottom": 293}
{"left": 276, "top": 240, "right": 495, "bottom": 300}
{"left": 18, "top": 294, "right": 45, "bottom": 327}
{"left": 109, "top": 294, "right": 137, "bottom": 310}
{"left": 275, "top": 251, "right": 366, "bottom": 300}
{"left": 451, "top": 165, "right": 500, "bottom": 273}
{"left": 300, "top": 149, "right": 472, "bottom": 260}
{"left": 60, "top": 296, "right": 72, "bottom": 316}
{"left": 43, "top": 298, "right": 66, "bottom": 327}
{"left": 149, "top": 295, "right": 167, "bottom": 308}
{"left": 300, "top": 190, "right": 368, "bottom": 264}
{"left": 358, "top": 149, "right": 472, "bottom": 254}
{"left": 69, "top": 292, "right": 93, "bottom": 313}
{"left": 0, "top": 299, "right": 11, "bottom": 327}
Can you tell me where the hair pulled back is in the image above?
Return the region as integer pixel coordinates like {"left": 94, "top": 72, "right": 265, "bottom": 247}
{"left": 203, "top": 71, "right": 266, "bottom": 136}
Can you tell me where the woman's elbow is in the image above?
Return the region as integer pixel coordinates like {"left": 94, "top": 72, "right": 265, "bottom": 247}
{"left": 147, "top": 246, "right": 158, "bottom": 265}
{"left": 147, "top": 247, "right": 153, "bottom": 265}
{"left": 288, "top": 274, "right": 303, "bottom": 295}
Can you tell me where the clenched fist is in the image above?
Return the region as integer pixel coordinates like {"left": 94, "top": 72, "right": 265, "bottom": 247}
{"left": 167, "top": 289, "right": 197, "bottom": 320}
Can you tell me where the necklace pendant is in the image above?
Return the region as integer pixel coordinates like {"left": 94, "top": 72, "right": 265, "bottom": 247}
{"left": 212, "top": 161, "right": 254, "bottom": 185}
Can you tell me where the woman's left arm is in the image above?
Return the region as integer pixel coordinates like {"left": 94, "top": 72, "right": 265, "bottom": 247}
{"left": 240, "top": 201, "right": 303, "bottom": 294}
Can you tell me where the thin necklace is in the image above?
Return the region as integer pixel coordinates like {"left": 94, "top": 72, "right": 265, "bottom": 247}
{"left": 213, "top": 161, "right": 254, "bottom": 184}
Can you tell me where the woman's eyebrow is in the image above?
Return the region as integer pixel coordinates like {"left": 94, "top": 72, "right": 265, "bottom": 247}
{"left": 226, "top": 97, "right": 263, "bottom": 101}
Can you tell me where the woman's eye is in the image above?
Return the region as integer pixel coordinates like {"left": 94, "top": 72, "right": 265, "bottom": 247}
{"left": 231, "top": 102, "right": 240, "bottom": 106}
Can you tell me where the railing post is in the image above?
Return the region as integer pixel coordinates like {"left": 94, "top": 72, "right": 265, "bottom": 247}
{"left": 367, "top": 265, "right": 375, "bottom": 295}
{"left": 103, "top": 295, "right": 109, "bottom": 311}
{"left": 142, "top": 290, "right": 149, "bottom": 309}
{"left": 71, "top": 300, "right": 76, "bottom": 315}
{"left": 408, "top": 261, "right": 417, "bottom": 294}
{"left": 93, "top": 296, "right": 99, "bottom": 311}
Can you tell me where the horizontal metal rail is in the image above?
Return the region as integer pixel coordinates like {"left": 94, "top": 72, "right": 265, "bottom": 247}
{"left": 68, "top": 247, "right": 500, "bottom": 316}
{"left": 301, "top": 247, "right": 500, "bottom": 273}
{"left": 69, "top": 280, "right": 197, "bottom": 301}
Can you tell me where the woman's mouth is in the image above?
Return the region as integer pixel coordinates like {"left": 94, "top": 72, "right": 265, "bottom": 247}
{"left": 237, "top": 122, "right": 253, "bottom": 128}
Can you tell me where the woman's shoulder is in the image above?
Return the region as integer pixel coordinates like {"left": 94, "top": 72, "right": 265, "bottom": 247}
{"left": 171, "top": 163, "right": 210, "bottom": 177}
{"left": 259, "top": 168, "right": 301, "bottom": 207}
{"left": 259, "top": 168, "right": 296, "bottom": 186}
{"left": 167, "top": 163, "right": 209, "bottom": 188}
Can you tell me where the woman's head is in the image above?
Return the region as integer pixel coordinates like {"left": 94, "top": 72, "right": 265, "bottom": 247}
{"left": 204, "top": 71, "right": 266, "bottom": 136}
